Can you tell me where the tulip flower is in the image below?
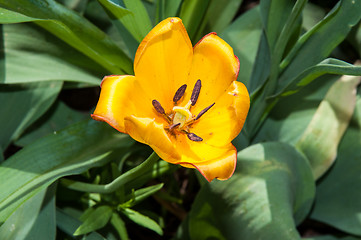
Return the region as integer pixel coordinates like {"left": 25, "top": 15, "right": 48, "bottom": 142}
{"left": 92, "top": 17, "right": 250, "bottom": 181}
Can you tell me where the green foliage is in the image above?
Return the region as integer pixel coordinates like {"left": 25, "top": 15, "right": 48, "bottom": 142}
{"left": 0, "top": 0, "right": 361, "bottom": 239}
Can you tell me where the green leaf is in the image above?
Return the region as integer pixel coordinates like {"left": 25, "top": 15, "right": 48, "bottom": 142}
{"left": 0, "top": 0, "right": 132, "bottom": 74}
{"left": 123, "top": 183, "right": 164, "bottom": 207}
{"left": 24, "top": 184, "right": 57, "bottom": 240}
{"left": 188, "top": 142, "right": 315, "bottom": 240}
{"left": 0, "top": 187, "right": 47, "bottom": 240}
{"left": 220, "top": 6, "right": 262, "bottom": 87}
{"left": 164, "top": 0, "right": 182, "bottom": 19}
{"left": 304, "top": 236, "right": 361, "bottom": 240}
{"left": 74, "top": 205, "right": 113, "bottom": 236}
{"left": 253, "top": 74, "right": 337, "bottom": 144}
{"left": 56, "top": 208, "right": 106, "bottom": 240}
{"left": 1, "top": 23, "right": 103, "bottom": 84}
{"left": 275, "top": 58, "right": 361, "bottom": 97}
{"left": 110, "top": 213, "right": 129, "bottom": 240}
{"left": 204, "top": 0, "right": 243, "bottom": 34}
{"left": 296, "top": 74, "right": 360, "bottom": 179}
{"left": 0, "top": 7, "right": 41, "bottom": 23}
{"left": 121, "top": 208, "right": 163, "bottom": 235}
{"left": 179, "top": 0, "right": 210, "bottom": 41}
{"left": 278, "top": 0, "right": 361, "bottom": 91}
{"left": 0, "top": 81, "right": 62, "bottom": 150}
{"left": 302, "top": 3, "right": 326, "bottom": 31}
{"left": 259, "top": 0, "right": 296, "bottom": 49}
{"left": 97, "top": 0, "right": 152, "bottom": 43}
{"left": 310, "top": 95, "right": 361, "bottom": 236}
{"left": 0, "top": 120, "right": 132, "bottom": 222}
{"left": 16, "top": 101, "right": 88, "bottom": 147}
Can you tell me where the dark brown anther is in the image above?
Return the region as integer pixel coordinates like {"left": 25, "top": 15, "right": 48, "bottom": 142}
{"left": 152, "top": 99, "right": 165, "bottom": 114}
{"left": 187, "top": 132, "right": 203, "bottom": 142}
{"left": 190, "top": 79, "right": 201, "bottom": 106}
{"left": 169, "top": 122, "right": 181, "bottom": 130}
{"left": 195, "top": 103, "right": 215, "bottom": 120}
{"left": 173, "top": 84, "right": 187, "bottom": 103}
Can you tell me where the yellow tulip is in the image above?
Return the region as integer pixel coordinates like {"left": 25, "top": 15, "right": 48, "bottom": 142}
{"left": 91, "top": 17, "right": 250, "bottom": 181}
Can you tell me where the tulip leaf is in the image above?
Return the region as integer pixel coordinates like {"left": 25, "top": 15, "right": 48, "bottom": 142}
{"left": 179, "top": 0, "right": 210, "bottom": 41}
{"left": 0, "top": 187, "right": 48, "bottom": 240}
{"left": 97, "top": 0, "right": 152, "bottom": 43}
{"left": 15, "top": 101, "right": 88, "bottom": 147}
{"left": 0, "top": 7, "right": 40, "bottom": 23}
{"left": 278, "top": 0, "right": 361, "bottom": 91}
{"left": 204, "top": 0, "right": 243, "bottom": 34}
{"left": 276, "top": 58, "right": 361, "bottom": 97}
{"left": 123, "top": 183, "right": 164, "bottom": 207}
{"left": 0, "top": 81, "right": 62, "bottom": 150}
{"left": 296, "top": 74, "right": 361, "bottom": 179}
{"left": 188, "top": 142, "right": 315, "bottom": 240}
{"left": 0, "top": 0, "right": 133, "bottom": 74}
{"left": 221, "top": 6, "right": 262, "bottom": 87}
{"left": 259, "top": 0, "right": 297, "bottom": 49}
{"left": 1, "top": 23, "right": 103, "bottom": 85}
{"left": 0, "top": 120, "right": 132, "bottom": 222}
{"left": 304, "top": 236, "right": 361, "bottom": 240}
{"left": 254, "top": 74, "right": 338, "bottom": 145}
{"left": 121, "top": 208, "right": 163, "bottom": 235}
{"left": 56, "top": 208, "right": 106, "bottom": 240}
{"left": 74, "top": 205, "right": 113, "bottom": 236}
{"left": 310, "top": 95, "right": 361, "bottom": 236}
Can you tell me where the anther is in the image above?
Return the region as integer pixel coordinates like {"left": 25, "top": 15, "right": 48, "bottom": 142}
{"left": 152, "top": 99, "right": 165, "bottom": 114}
{"left": 195, "top": 103, "right": 215, "bottom": 120}
{"left": 187, "top": 132, "right": 203, "bottom": 142}
{"left": 190, "top": 79, "right": 201, "bottom": 106}
{"left": 173, "top": 84, "right": 187, "bottom": 103}
{"left": 169, "top": 122, "right": 181, "bottom": 130}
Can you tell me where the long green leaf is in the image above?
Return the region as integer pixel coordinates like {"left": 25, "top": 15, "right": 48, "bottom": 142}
{"left": 310, "top": 95, "right": 361, "bottom": 236}
{"left": 0, "top": 81, "right": 62, "bottom": 150}
{"left": 1, "top": 23, "right": 102, "bottom": 84}
{"left": 278, "top": 0, "right": 361, "bottom": 91}
{"left": 296, "top": 74, "right": 360, "bottom": 179}
{"left": 0, "top": 0, "right": 132, "bottom": 74}
{"left": 97, "top": 0, "right": 152, "bottom": 43}
{"left": 0, "top": 120, "right": 132, "bottom": 222}
{"left": 188, "top": 142, "right": 315, "bottom": 240}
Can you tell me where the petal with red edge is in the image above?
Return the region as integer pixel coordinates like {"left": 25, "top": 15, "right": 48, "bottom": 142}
{"left": 134, "top": 17, "right": 193, "bottom": 112}
{"left": 177, "top": 140, "right": 237, "bottom": 182}
{"left": 91, "top": 75, "right": 162, "bottom": 132}
{"left": 186, "top": 33, "right": 240, "bottom": 113}
{"left": 191, "top": 81, "right": 250, "bottom": 146}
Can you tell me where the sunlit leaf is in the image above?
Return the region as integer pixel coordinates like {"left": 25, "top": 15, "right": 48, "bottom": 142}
{"left": 188, "top": 142, "right": 315, "bottom": 240}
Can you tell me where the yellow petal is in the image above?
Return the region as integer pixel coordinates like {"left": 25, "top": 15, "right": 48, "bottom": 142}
{"left": 91, "top": 75, "right": 163, "bottom": 132}
{"left": 134, "top": 17, "right": 193, "bottom": 112}
{"left": 187, "top": 32, "right": 240, "bottom": 113}
{"left": 124, "top": 115, "right": 181, "bottom": 162}
{"left": 175, "top": 135, "right": 237, "bottom": 181}
{"left": 191, "top": 81, "right": 250, "bottom": 146}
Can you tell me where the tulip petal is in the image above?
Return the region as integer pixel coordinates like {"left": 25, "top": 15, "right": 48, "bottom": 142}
{"left": 134, "top": 17, "right": 193, "bottom": 112}
{"left": 124, "top": 115, "right": 181, "bottom": 162}
{"left": 175, "top": 136, "right": 237, "bottom": 181}
{"left": 187, "top": 33, "right": 240, "bottom": 113}
{"left": 191, "top": 81, "right": 250, "bottom": 146}
{"left": 91, "top": 75, "right": 163, "bottom": 132}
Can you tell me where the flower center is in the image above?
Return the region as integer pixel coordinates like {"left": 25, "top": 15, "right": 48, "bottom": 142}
{"left": 152, "top": 79, "right": 214, "bottom": 142}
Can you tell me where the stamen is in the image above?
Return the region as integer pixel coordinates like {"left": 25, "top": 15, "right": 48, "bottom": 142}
{"left": 173, "top": 84, "right": 187, "bottom": 103}
{"left": 169, "top": 122, "right": 181, "bottom": 130}
{"left": 190, "top": 79, "right": 201, "bottom": 106}
{"left": 152, "top": 99, "right": 165, "bottom": 114}
{"left": 187, "top": 132, "right": 203, "bottom": 142}
{"left": 195, "top": 103, "right": 215, "bottom": 120}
